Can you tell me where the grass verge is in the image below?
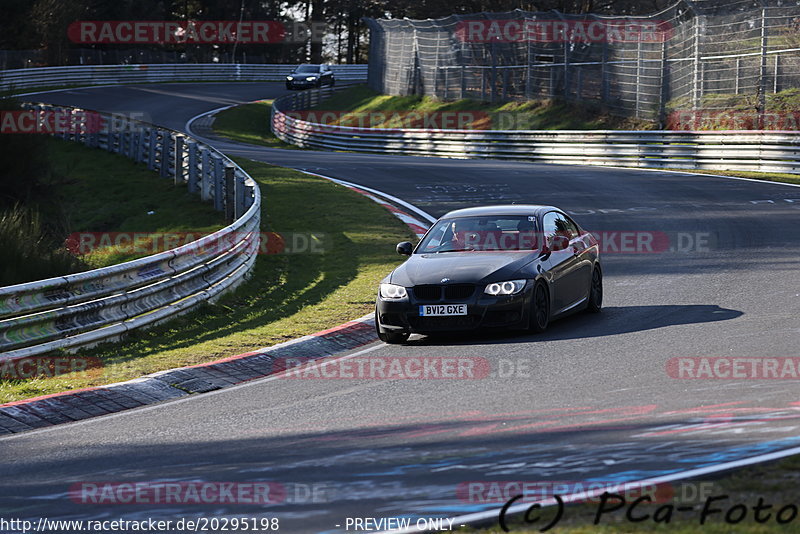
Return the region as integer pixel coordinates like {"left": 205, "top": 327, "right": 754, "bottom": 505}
{"left": 50, "top": 138, "right": 226, "bottom": 267}
{"left": 300, "top": 85, "right": 656, "bottom": 131}
{"left": 465, "top": 454, "right": 800, "bottom": 533}
{"left": 212, "top": 100, "right": 300, "bottom": 149}
{"left": 0, "top": 158, "right": 414, "bottom": 403}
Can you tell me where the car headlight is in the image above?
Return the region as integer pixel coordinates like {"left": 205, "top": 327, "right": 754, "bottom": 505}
{"left": 484, "top": 279, "right": 526, "bottom": 296}
{"left": 286, "top": 76, "right": 294, "bottom": 80}
{"left": 306, "top": 76, "right": 318, "bottom": 81}
{"left": 380, "top": 283, "right": 408, "bottom": 299}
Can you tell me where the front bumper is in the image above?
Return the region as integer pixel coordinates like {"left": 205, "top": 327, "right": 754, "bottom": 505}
{"left": 286, "top": 79, "right": 319, "bottom": 89}
{"left": 376, "top": 283, "right": 533, "bottom": 334}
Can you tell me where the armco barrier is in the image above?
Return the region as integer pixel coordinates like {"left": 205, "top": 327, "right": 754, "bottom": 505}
{"left": 0, "top": 104, "right": 261, "bottom": 361}
{"left": 0, "top": 63, "right": 367, "bottom": 92}
{"left": 270, "top": 90, "right": 800, "bottom": 175}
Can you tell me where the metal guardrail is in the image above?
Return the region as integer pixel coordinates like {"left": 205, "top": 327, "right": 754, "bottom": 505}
{"left": 1, "top": 63, "right": 368, "bottom": 92}
{"left": 271, "top": 89, "right": 800, "bottom": 174}
{"left": 0, "top": 104, "right": 262, "bottom": 361}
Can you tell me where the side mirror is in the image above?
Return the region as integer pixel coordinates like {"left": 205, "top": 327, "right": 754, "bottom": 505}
{"left": 396, "top": 241, "right": 413, "bottom": 256}
{"left": 551, "top": 235, "right": 570, "bottom": 252}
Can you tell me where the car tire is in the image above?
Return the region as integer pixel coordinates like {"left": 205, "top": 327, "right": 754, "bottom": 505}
{"left": 375, "top": 310, "right": 410, "bottom": 344}
{"left": 529, "top": 281, "right": 550, "bottom": 333}
{"left": 586, "top": 265, "right": 603, "bottom": 313}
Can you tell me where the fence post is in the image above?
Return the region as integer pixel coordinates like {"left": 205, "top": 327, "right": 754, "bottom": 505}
{"left": 635, "top": 40, "right": 643, "bottom": 118}
{"left": 187, "top": 140, "right": 199, "bottom": 194}
{"left": 224, "top": 165, "right": 235, "bottom": 222}
{"left": 526, "top": 24, "right": 533, "bottom": 99}
{"left": 235, "top": 172, "right": 247, "bottom": 219}
{"left": 658, "top": 38, "right": 669, "bottom": 127}
{"left": 692, "top": 17, "right": 702, "bottom": 110}
{"left": 490, "top": 42, "right": 497, "bottom": 103}
{"left": 758, "top": 7, "right": 768, "bottom": 127}
{"left": 563, "top": 41, "right": 570, "bottom": 99}
{"left": 601, "top": 41, "right": 609, "bottom": 103}
{"left": 773, "top": 54, "right": 779, "bottom": 93}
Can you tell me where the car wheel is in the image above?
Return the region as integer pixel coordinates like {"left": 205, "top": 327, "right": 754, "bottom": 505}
{"left": 529, "top": 281, "right": 550, "bottom": 333}
{"left": 375, "top": 310, "right": 410, "bottom": 344}
{"left": 586, "top": 266, "right": 603, "bottom": 313}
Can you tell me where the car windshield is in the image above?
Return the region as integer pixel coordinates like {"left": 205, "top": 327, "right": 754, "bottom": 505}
{"left": 294, "top": 65, "right": 319, "bottom": 74}
{"left": 416, "top": 215, "right": 539, "bottom": 253}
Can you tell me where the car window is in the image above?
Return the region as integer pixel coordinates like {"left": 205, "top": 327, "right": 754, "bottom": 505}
{"left": 558, "top": 213, "right": 580, "bottom": 239}
{"left": 417, "top": 215, "right": 538, "bottom": 252}
{"left": 543, "top": 211, "right": 578, "bottom": 245}
{"left": 295, "top": 65, "right": 318, "bottom": 73}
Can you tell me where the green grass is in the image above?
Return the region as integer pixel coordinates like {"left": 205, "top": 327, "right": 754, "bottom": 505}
{"left": 212, "top": 100, "right": 300, "bottom": 149}
{"left": 304, "top": 85, "right": 656, "bottom": 131}
{"left": 0, "top": 138, "right": 226, "bottom": 285}
{"left": 0, "top": 159, "right": 414, "bottom": 403}
{"left": 50, "top": 139, "right": 225, "bottom": 267}
{"left": 0, "top": 204, "right": 85, "bottom": 285}
{"left": 466, "top": 455, "right": 800, "bottom": 533}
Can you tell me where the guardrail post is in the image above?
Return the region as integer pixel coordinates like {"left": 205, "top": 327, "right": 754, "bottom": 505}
{"left": 159, "top": 132, "right": 171, "bottom": 178}
{"left": 135, "top": 128, "right": 146, "bottom": 163}
{"left": 200, "top": 148, "right": 212, "bottom": 201}
{"left": 234, "top": 172, "right": 247, "bottom": 218}
{"left": 147, "top": 128, "right": 157, "bottom": 170}
{"left": 174, "top": 135, "right": 184, "bottom": 186}
{"left": 213, "top": 155, "right": 224, "bottom": 211}
{"left": 224, "top": 165, "right": 235, "bottom": 222}
{"left": 112, "top": 129, "right": 122, "bottom": 154}
{"left": 187, "top": 140, "right": 199, "bottom": 194}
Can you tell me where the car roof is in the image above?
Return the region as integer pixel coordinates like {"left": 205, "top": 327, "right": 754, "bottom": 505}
{"left": 441, "top": 205, "right": 560, "bottom": 219}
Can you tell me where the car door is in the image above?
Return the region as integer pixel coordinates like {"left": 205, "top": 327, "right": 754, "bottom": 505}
{"left": 561, "top": 212, "right": 594, "bottom": 304}
{"left": 542, "top": 211, "right": 584, "bottom": 314}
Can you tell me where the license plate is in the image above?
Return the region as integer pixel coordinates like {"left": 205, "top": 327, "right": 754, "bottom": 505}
{"left": 419, "top": 304, "right": 467, "bottom": 316}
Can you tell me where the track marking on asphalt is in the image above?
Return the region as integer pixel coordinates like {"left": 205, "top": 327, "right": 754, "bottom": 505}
{"left": 383, "top": 442, "right": 800, "bottom": 533}
{"left": 0, "top": 343, "right": 384, "bottom": 442}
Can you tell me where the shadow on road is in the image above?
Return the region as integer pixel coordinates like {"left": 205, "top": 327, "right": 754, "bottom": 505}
{"left": 408, "top": 304, "right": 743, "bottom": 345}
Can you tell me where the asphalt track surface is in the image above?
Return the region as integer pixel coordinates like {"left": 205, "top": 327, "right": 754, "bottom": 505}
{"left": 2, "top": 82, "right": 799, "bottom": 532}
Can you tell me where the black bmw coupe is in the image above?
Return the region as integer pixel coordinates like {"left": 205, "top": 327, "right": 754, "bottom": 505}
{"left": 375, "top": 205, "right": 602, "bottom": 343}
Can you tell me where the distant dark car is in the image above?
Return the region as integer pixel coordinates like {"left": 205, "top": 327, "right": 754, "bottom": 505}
{"left": 285, "top": 64, "right": 334, "bottom": 89}
{"left": 375, "top": 205, "right": 602, "bottom": 343}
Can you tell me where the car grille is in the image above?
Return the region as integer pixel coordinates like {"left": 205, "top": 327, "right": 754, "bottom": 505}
{"left": 445, "top": 284, "right": 475, "bottom": 300}
{"left": 412, "top": 284, "right": 476, "bottom": 302}
{"left": 412, "top": 285, "right": 442, "bottom": 302}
